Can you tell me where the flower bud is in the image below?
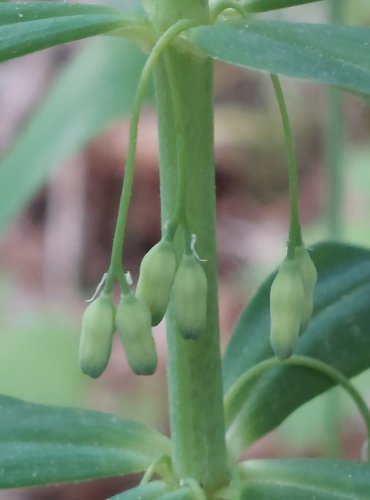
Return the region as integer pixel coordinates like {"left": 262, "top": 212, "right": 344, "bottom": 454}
{"left": 116, "top": 293, "right": 157, "bottom": 375}
{"left": 172, "top": 254, "right": 208, "bottom": 340}
{"left": 136, "top": 239, "right": 177, "bottom": 326}
{"left": 295, "top": 246, "right": 317, "bottom": 331}
{"left": 270, "top": 258, "right": 305, "bottom": 360}
{"left": 79, "top": 293, "right": 115, "bottom": 378}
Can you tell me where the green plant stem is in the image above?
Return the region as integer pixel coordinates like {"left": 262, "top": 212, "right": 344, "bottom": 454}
{"left": 151, "top": 0, "right": 229, "bottom": 492}
{"left": 104, "top": 19, "right": 196, "bottom": 293}
{"left": 224, "top": 355, "right": 370, "bottom": 457}
{"left": 270, "top": 74, "right": 302, "bottom": 255}
{"left": 162, "top": 55, "right": 189, "bottom": 244}
{"left": 210, "top": 1, "right": 247, "bottom": 22}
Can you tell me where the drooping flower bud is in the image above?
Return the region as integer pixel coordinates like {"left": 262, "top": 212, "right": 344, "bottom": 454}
{"left": 136, "top": 239, "right": 177, "bottom": 326}
{"left": 295, "top": 246, "right": 317, "bottom": 331}
{"left": 79, "top": 293, "right": 115, "bottom": 379}
{"left": 172, "top": 253, "right": 208, "bottom": 340}
{"left": 270, "top": 258, "right": 305, "bottom": 360}
{"left": 116, "top": 293, "right": 157, "bottom": 375}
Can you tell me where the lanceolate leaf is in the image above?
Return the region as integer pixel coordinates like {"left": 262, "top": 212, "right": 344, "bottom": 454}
{"left": 238, "top": 459, "right": 370, "bottom": 499}
{"left": 110, "top": 481, "right": 170, "bottom": 499}
{"left": 0, "top": 2, "right": 119, "bottom": 25}
{"left": 0, "top": 395, "right": 170, "bottom": 488}
{"left": 245, "top": 0, "right": 321, "bottom": 12}
{"left": 222, "top": 243, "right": 370, "bottom": 455}
{"left": 0, "top": 2, "right": 145, "bottom": 62}
{"left": 110, "top": 482, "right": 192, "bottom": 500}
{"left": 188, "top": 20, "right": 370, "bottom": 96}
{"left": 159, "top": 488, "right": 193, "bottom": 499}
{"left": 0, "top": 36, "right": 147, "bottom": 234}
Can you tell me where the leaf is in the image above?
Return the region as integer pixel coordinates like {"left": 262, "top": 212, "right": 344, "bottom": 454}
{"left": 0, "top": 36, "right": 147, "bottom": 234}
{"left": 222, "top": 243, "right": 370, "bottom": 455}
{"left": 238, "top": 458, "right": 370, "bottom": 499}
{"left": 110, "top": 481, "right": 170, "bottom": 499}
{"left": 0, "top": 2, "right": 145, "bottom": 62}
{"left": 159, "top": 488, "right": 192, "bottom": 499}
{"left": 245, "top": 0, "right": 321, "bottom": 12}
{"left": 187, "top": 20, "right": 370, "bottom": 96}
{"left": 0, "top": 395, "right": 171, "bottom": 488}
{"left": 0, "top": 2, "right": 120, "bottom": 25}
{"left": 110, "top": 483, "right": 192, "bottom": 500}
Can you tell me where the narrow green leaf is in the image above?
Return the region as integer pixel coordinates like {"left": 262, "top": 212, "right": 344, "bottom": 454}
{"left": 110, "top": 481, "right": 170, "bottom": 499}
{"left": 238, "top": 459, "right": 370, "bottom": 499}
{"left": 188, "top": 20, "right": 370, "bottom": 95}
{"left": 159, "top": 488, "right": 192, "bottom": 500}
{"left": 0, "top": 36, "right": 147, "bottom": 234}
{"left": 0, "top": 395, "right": 170, "bottom": 488}
{"left": 110, "top": 483, "right": 192, "bottom": 500}
{"left": 245, "top": 0, "right": 321, "bottom": 13}
{"left": 0, "top": 2, "right": 121, "bottom": 25}
{"left": 222, "top": 243, "right": 370, "bottom": 454}
{"left": 0, "top": 3, "right": 145, "bottom": 62}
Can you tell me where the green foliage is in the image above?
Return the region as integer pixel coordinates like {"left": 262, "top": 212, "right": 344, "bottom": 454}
{"left": 223, "top": 243, "right": 370, "bottom": 454}
{"left": 188, "top": 20, "right": 370, "bottom": 95}
{"left": 238, "top": 459, "right": 370, "bottom": 499}
{"left": 0, "top": 36, "right": 147, "bottom": 234}
{"left": 110, "top": 481, "right": 170, "bottom": 499}
{"left": 245, "top": 0, "right": 321, "bottom": 12}
{"left": 0, "top": 395, "right": 170, "bottom": 488}
{"left": 1, "top": 0, "right": 370, "bottom": 498}
{"left": 0, "top": 2, "right": 143, "bottom": 62}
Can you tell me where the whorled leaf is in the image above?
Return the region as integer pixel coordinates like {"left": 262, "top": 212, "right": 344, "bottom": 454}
{"left": 0, "top": 2, "right": 147, "bottom": 62}
{"left": 187, "top": 20, "right": 370, "bottom": 96}
{"left": 0, "top": 2, "right": 119, "bottom": 25}
{"left": 222, "top": 243, "right": 370, "bottom": 456}
{"left": 245, "top": 0, "right": 321, "bottom": 12}
{"left": 110, "top": 481, "right": 170, "bottom": 499}
{"left": 238, "top": 458, "right": 370, "bottom": 499}
{"left": 0, "top": 395, "right": 171, "bottom": 488}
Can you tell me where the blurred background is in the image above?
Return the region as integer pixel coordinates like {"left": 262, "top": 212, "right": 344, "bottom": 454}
{"left": 1, "top": 0, "right": 370, "bottom": 498}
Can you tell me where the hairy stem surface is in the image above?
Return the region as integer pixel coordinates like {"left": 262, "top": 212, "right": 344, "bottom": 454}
{"left": 150, "top": 0, "right": 229, "bottom": 491}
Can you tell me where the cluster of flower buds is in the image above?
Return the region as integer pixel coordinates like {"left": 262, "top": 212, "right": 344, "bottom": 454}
{"left": 136, "top": 238, "right": 208, "bottom": 341}
{"left": 79, "top": 289, "right": 158, "bottom": 378}
{"left": 269, "top": 246, "right": 317, "bottom": 360}
{"left": 79, "top": 236, "right": 209, "bottom": 378}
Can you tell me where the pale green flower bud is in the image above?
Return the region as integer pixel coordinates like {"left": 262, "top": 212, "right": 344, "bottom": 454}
{"left": 295, "top": 246, "right": 317, "bottom": 331}
{"left": 79, "top": 293, "right": 115, "bottom": 379}
{"left": 136, "top": 239, "right": 177, "bottom": 326}
{"left": 116, "top": 293, "right": 157, "bottom": 376}
{"left": 270, "top": 258, "right": 305, "bottom": 360}
{"left": 172, "top": 254, "right": 208, "bottom": 340}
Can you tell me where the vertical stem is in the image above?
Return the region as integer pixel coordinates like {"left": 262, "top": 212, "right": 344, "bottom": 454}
{"left": 150, "top": 1, "right": 229, "bottom": 492}
{"left": 326, "top": 0, "right": 344, "bottom": 240}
